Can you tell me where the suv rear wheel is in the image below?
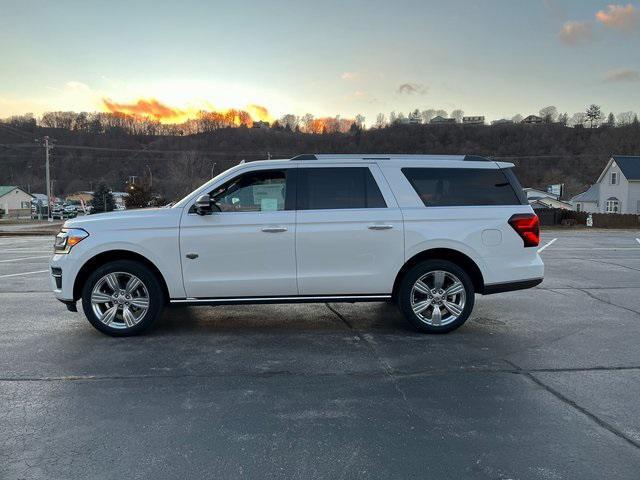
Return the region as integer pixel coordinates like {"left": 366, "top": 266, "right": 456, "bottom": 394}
{"left": 398, "top": 260, "right": 475, "bottom": 333}
{"left": 81, "top": 260, "right": 164, "bottom": 336}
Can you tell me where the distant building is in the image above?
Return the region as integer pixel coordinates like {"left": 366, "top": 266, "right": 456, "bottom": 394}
{"left": 571, "top": 155, "right": 640, "bottom": 214}
{"left": 430, "top": 116, "right": 456, "bottom": 125}
{"left": 111, "top": 191, "right": 130, "bottom": 209}
{"left": 523, "top": 187, "right": 572, "bottom": 210}
{"left": 570, "top": 184, "right": 599, "bottom": 213}
{"left": 462, "top": 116, "right": 485, "bottom": 125}
{"left": 523, "top": 188, "right": 560, "bottom": 201}
{"left": 491, "top": 119, "right": 514, "bottom": 125}
{"left": 407, "top": 112, "right": 422, "bottom": 124}
{"left": 66, "top": 191, "right": 94, "bottom": 204}
{"left": 0, "top": 186, "right": 33, "bottom": 217}
{"left": 252, "top": 121, "right": 270, "bottom": 129}
{"left": 522, "top": 115, "right": 543, "bottom": 124}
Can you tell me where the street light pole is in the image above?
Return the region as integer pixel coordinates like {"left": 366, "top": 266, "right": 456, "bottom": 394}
{"left": 44, "top": 136, "right": 52, "bottom": 223}
{"left": 211, "top": 162, "right": 217, "bottom": 178}
{"left": 146, "top": 164, "right": 153, "bottom": 187}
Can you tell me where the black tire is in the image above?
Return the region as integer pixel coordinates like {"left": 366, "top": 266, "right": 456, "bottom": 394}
{"left": 81, "top": 260, "right": 164, "bottom": 336}
{"left": 398, "top": 259, "right": 475, "bottom": 334}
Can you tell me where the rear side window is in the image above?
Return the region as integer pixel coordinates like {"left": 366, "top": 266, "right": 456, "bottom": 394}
{"left": 298, "top": 167, "right": 387, "bottom": 210}
{"left": 402, "top": 168, "right": 524, "bottom": 207}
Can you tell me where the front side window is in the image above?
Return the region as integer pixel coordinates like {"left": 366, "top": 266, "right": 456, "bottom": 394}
{"left": 402, "top": 168, "right": 523, "bottom": 207}
{"left": 606, "top": 197, "right": 620, "bottom": 213}
{"left": 210, "top": 169, "right": 287, "bottom": 212}
{"left": 611, "top": 172, "right": 618, "bottom": 185}
{"left": 297, "top": 167, "right": 386, "bottom": 210}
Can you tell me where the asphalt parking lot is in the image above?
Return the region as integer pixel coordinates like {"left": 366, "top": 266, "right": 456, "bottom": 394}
{"left": 2, "top": 230, "right": 640, "bottom": 479}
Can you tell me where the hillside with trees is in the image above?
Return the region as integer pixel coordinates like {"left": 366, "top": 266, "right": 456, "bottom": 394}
{"left": 1, "top": 108, "right": 639, "bottom": 202}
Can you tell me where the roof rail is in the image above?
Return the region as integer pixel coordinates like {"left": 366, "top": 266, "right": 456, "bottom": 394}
{"left": 289, "top": 154, "right": 491, "bottom": 162}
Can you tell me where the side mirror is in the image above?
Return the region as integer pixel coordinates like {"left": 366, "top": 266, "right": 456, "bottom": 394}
{"left": 195, "top": 194, "right": 213, "bottom": 215}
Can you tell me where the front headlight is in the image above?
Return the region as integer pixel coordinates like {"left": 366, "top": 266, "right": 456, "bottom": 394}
{"left": 54, "top": 228, "right": 89, "bottom": 254}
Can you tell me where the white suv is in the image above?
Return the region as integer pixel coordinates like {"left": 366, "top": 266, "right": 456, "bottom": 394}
{"left": 50, "top": 154, "right": 543, "bottom": 336}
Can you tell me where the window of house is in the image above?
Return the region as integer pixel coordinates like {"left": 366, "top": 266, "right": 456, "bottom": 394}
{"left": 611, "top": 172, "right": 618, "bottom": 185}
{"left": 209, "top": 169, "right": 288, "bottom": 212}
{"left": 576, "top": 203, "right": 581, "bottom": 212}
{"left": 402, "top": 168, "right": 524, "bottom": 206}
{"left": 297, "top": 167, "right": 386, "bottom": 210}
{"left": 605, "top": 197, "right": 620, "bottom": 213}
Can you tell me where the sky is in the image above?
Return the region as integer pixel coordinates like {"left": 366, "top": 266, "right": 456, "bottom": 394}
{"left": 0, "top": 0, "right": 639, "bottom": 124}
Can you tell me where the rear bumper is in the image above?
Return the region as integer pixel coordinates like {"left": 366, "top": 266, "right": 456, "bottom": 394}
{"left": 481, "top": 277, "right": 543, "bottom": 295}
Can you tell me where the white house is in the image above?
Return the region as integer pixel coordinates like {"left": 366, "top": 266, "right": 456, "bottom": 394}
{"left": 570, "top": 155, "right": 640, "bottom": 214}
{"left": 0, "top": 186, "right": 33, "bottom": 216}
{"left": 570, "top": 184, "right": 599, "bottom": 213}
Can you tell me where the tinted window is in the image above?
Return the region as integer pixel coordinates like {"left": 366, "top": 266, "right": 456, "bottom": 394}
{"left": 402, "top": 168, "right": 523, "bottom": 206}
{"left": 210, "top": 169, "right": 287, "bottom": 212}
{"left": 298, "top": 167, "right": 386, "bottom": 210}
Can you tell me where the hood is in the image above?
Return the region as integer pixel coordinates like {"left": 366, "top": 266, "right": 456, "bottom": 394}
{"left": 64, "top": 207, "right": 181, "bottom": 232}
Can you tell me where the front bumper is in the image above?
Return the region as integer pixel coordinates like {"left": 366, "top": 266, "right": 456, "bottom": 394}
{"left": 50, "top": 253, "right": 79, "bottom": 302}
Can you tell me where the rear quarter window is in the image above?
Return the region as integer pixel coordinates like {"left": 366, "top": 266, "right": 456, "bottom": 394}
{"left": 402, "top": 167, "right": 525, "bottom": 207}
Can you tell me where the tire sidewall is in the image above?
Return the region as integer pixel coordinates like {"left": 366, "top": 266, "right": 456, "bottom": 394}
{"left": 399, "top": 259, "right": 475, "bottom": 333}
{"left": 81, "top": 260, "right": 164, "bottom": 336}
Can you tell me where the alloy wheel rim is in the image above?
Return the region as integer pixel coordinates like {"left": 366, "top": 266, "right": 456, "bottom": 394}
{"left": 90, "top": 272, "right": 150, "bottom": 329}
{"left": 410, "top": 270, "right": 466, "bottom": 326}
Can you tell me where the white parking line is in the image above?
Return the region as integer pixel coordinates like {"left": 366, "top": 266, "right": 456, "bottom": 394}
{"left": 0, "top": 255, "right": 50, "bottom": 263}
{"left": 537, "top": 238, "right": 557, "bottom": 253}
{"left": 0, "top": 270, "right": 49, "bottom": 279}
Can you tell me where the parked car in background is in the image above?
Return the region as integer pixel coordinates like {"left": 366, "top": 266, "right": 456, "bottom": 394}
{"left": 50, "top": 154, "right": 543, "bottom": 336}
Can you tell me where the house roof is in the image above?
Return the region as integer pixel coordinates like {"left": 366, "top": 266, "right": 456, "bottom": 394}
{"left": 0, "top": 186, "right": 32, "bottom": 198}
{"left": 570, "top": 183, "right": 599, "bottom": 202}
{"left": 612, "top": 156, "right": 640, "bottom": 181}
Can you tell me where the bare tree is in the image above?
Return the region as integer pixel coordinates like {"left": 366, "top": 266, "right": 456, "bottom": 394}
{"left": 450, "top": 109, "right": 464, "bottom": 123}
{"left": 374, "top": 113, "right": 386, "bottom": 128}
{"left": 435, "top": 109, "right": 448, "bottom": 119}
{"left": 539, "top": 106, "right": 558, "bottom": 123}
{"left": 557, "top": 112, "right": 569, "bottom": 126}
{"left": 617, "top": 111, "right": 635, "bottom": 125}
{"left": 279, "top": 114, "right": 299, "bottom": 131}
{"left": 511, "top": 114, "right": 524, "bottom": 123}
{"left": 606, "top": 112, "right": 616, "bottom": 127}
{"left": 301, "top": 113, "right": 314, "bottom": 132}
{"left": 585, "top": 104, "right": 602, "bottom": 128}
{"left": 355, "top": 114, "right": 365, "bottom": 128}
{"left": 420, "top": 109, "right": 436, "bottom": 123}
{"left": 570, "top": 112, "right": 587, "bottom": 127}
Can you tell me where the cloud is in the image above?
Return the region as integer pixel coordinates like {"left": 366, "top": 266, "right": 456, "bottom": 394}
{"left": 396, "top": 83, "right": 428, "bottom": 95}
{"left": 65, "top": 81, "right": 91, "bottom": 92}
{"left": 604, "top": 68, "right": 640, "bottom": 82}
{"left": 596, "top": 4, "right": 638, "bottom": 31}
{"left": 341, "top": 72, "right": 357, "bottom": 80}
{"left": 558, "top": 20, "right": 593, "bottom": 45}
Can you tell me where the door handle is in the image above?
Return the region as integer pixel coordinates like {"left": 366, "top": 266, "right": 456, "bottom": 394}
{"left": 368, "top": 224, "right": 393, "bottom": 230}
{"left": 261, "top": 226, "right": 287, "bottom": 233}
{"left": 186, "top": 253, "right": 199, "bottom": 259}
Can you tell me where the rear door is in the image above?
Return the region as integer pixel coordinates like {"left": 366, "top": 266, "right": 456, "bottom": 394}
{"left": 295, "top": 164, "right": 404, "bottom": 295}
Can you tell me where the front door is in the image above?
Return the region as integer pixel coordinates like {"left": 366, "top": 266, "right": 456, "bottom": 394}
{"left": 180, "top": 167, "right": 297, "bottom": 298}
{"left": 295, "top": 164, "right": 404, "bottom": 295}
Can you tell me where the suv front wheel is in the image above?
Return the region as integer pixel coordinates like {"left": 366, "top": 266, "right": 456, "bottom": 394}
{"left": 398, "top": 260, "right": 475, "bottom": 333}
{"left": 81, "top": 260, "right": 164, "bottom": 336}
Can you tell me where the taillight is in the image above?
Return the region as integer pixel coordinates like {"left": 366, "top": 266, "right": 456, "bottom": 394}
{"left": 508, "top": 213, "right": 539, "bottom": 247}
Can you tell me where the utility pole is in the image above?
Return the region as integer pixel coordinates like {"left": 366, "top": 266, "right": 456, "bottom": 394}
{"left": 211, "top": 162, "right": 217, "bottom": 178}
{"left": 44, "top": 136, "right": 53, "bottom": 222}
{"left": 146, "top": 164, "right": 153, "bottom": 187}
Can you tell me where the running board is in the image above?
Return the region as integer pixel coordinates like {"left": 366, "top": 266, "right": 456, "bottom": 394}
{"left": 170, "top": 294, "right": 391, "bottom": 306}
